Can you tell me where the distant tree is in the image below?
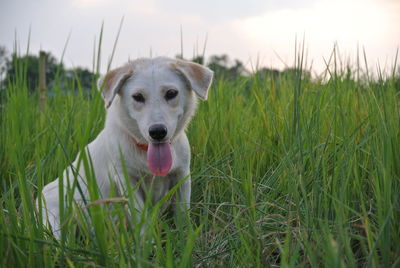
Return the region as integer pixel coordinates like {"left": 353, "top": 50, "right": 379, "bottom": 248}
{"left": 68, "top": 67, "right": 95, "bottom": 92}
{"left": 207, "top": 54, "right": 229, "bottom": 75}
{"left": 230, "top": 59, "right": 247, "bottom": 77}
{"left": 4, "top": 51, "right": 61, "bottom": 93}
{"left": 2, "top": 51, "right": 95, "bottom": 95}
{"left": 0, "top": 46, "right": 7, "bottom": 92}
{"left": 255, "top": 68, "right": 280, "bottom": 80}
{"left": 0, "top": 46, "right": 7, "bottom": 102}
{"left": 207, "top": 54, "right": 247, "bottom": 80}
{"left": 0, "top": 46, "right": 7, "bottom": 74}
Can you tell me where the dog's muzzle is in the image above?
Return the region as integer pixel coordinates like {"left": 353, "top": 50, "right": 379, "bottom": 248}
{"left": 149, "top": 124, "right": 167, "bottom": 141}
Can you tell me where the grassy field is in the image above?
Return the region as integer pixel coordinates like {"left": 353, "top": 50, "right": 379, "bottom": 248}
{"left": 0, "top": 47, "right": 399, "bottom": 267}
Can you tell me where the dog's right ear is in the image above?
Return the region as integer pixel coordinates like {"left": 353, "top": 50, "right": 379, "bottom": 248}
{"left": 172, "top": 60, "right": 214, "bottom": 100}
{"left": 97, "top": 65, "right": 133, "bottom": 109}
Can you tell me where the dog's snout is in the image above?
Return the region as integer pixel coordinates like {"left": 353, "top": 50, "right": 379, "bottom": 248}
{"left": 149, "top": 124, "right": 168, "bottom": 141}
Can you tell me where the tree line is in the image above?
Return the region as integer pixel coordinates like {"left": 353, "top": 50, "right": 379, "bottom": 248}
{"left": 0, "top": 47, "right": 95, "bottom": 96}
{"left": 0, "top": 45, "right": 314, "bottom": 97}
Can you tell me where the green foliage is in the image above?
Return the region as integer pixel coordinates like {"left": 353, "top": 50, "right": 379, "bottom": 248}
{"left": 0, "top": 46, "right": 7, "bottom": 76}
{"left": 0, "top": 49, "right": 400, "bottom": 267}
{"left": 1, "top": 50, "right": 95, "bottom": 96}
{"left": 207, "top": 54, "right": 248, "bottom": 80}
{"left": 4, "top": 51, "right": 60, "bottom": 93}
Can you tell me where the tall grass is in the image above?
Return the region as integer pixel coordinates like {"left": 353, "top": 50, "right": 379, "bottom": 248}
{"left": 0, "top": 42, "right": 399, "bottom": 267}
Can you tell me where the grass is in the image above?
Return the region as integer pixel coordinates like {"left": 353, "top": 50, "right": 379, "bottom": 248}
{"left": 0, "top": 41, "right": 399, "bottom": 267}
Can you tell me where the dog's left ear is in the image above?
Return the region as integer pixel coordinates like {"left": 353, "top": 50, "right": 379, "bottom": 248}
{"left": 173, "top": 60, "right": 214, "bottom": 100}
{"left": 97, "top": 65, "right": 133, "bottom": 108}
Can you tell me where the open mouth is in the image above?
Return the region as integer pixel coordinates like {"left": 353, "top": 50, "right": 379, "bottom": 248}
{"left": 147, "top": 142, "right": 173, "bottom": 176}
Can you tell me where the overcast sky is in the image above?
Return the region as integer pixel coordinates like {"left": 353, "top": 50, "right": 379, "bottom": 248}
{"left": 0, "top": 0, "right": 399, "bottom": 75}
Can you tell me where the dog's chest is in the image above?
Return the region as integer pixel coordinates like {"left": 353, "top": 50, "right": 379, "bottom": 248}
{"left": 131, "top": 173, "right": 174, "bottom": 204}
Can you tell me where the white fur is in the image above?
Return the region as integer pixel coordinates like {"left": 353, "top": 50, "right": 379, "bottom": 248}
{"left": 37, "top": 57, "right": 213, "bottom": 238}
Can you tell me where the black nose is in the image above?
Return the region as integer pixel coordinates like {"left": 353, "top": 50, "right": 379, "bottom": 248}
{"left": 149, "top": 124, "right": 168, "bottom": 141}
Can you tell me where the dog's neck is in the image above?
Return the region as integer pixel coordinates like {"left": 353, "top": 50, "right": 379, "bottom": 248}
{"left": 129, "top": 136, "right": 148, "bottom": 151}
{"left": 119, "top": 125, "right": 149, "bottom": 151}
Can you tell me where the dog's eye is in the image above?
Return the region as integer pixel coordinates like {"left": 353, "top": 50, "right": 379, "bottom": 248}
{"left": 132, "top": 93, "right": 145, "bottom": 103}
{"left": 165, "top": 89, "right": 178, "bottom": 101}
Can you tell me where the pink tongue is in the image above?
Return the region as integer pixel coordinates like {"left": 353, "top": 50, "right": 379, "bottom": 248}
{"left": 147, "top": 143, "right": 173, "bottom": 176}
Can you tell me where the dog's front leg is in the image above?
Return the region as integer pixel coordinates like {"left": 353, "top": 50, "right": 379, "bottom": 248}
{"left": 171, "top": 172, "right": 191, "bottom": 232}
{"left": 175, "top": 173, "right": 191, "bottom": 213}
{"left": 38, "top": 175, "right": 85, "bottom": 240}
{"left": 113, "top": 175, "right": 147, "bottom": 227}
{"left": 38, "top": 189, "right": 62, "bottom": 239}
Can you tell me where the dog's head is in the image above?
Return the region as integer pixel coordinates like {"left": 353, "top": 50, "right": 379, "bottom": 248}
{"left": 98, "top": 57, "right": 213, "bottom": 176}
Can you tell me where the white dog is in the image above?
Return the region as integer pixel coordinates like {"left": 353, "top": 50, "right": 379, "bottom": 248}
{"left": 38, "top": 57, "right": 213, "bottom": 238}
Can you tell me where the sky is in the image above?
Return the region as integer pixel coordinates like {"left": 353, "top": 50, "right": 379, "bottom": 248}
{"left": 0, "top": 0, "right": 399, "bottom": 75}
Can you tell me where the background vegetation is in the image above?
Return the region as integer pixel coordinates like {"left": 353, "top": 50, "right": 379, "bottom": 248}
{"left": 0, "top": 41, "right": 399, "bottom": 267}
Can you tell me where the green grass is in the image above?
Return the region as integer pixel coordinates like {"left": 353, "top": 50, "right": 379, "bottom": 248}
{"left": 1, "top": 44, "right": 400, "bottom": 267}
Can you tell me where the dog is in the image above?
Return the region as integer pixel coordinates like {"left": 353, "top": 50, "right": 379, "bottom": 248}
{"left": 37, "top": 57, "right": 213, "bottom": 238}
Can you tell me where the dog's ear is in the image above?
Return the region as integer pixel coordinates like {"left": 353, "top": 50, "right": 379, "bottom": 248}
{"left": 173, "top": 60, "right": 214, "bottom": 100}
{"left": 97, "top": 65, "right": 133, "bottom": 108}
